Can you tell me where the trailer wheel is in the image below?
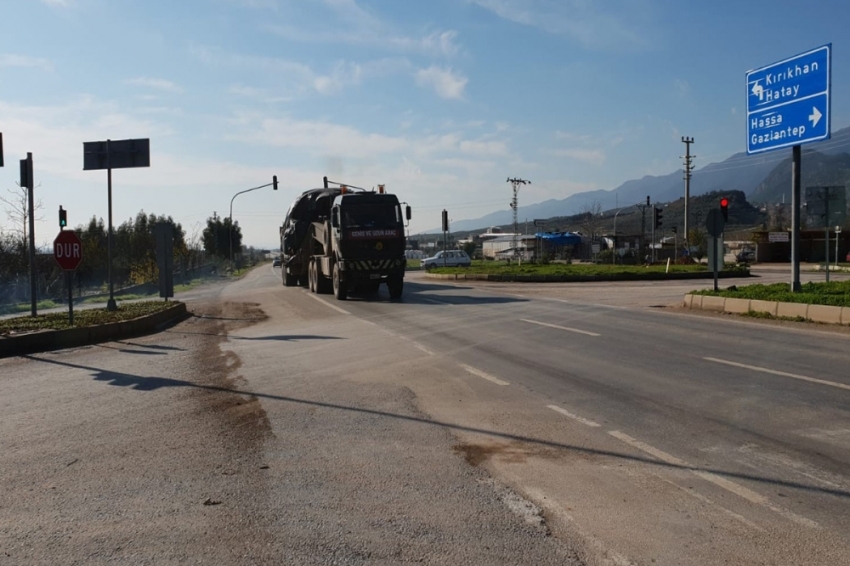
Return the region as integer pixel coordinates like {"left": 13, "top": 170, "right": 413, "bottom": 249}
{"left": 387, "top": 276, "right": 403, "bottom": 300}
{"left": 308, "top": 260, "right": 317, "bottom": 293}
{"left": 332, "top": 263, "right": 347, "bottom": 300}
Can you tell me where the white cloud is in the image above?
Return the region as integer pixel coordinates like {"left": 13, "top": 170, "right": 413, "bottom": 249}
{"left": 191, "top": 44, "right": 394, "bottom": 96}
{"left": 313, "top": 61, "right": 363, "bottom": 95}
{"left": 125, "top": 77, "right": 183, "bottom": 94}
{"left": 415, "top": 66, "right": 468, "bottom": 100}
{"left": 0, "top": 54, "right": 53, "bottom": 71}
{"left": 469, "top": 0, "right": 648, "bottom": 50}
{"left": 550, "top": 148, "right": 606, "bottom": 166}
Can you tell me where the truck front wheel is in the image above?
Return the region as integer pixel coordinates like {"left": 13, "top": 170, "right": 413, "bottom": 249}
{"left": 387, "top": 276, "right": 403, "bottom": 300}
{"left": 332, "top": 263, "right": 347, "bottom": 300}
{"left": 283, "top": 267, "right": 297, "bottom": 287}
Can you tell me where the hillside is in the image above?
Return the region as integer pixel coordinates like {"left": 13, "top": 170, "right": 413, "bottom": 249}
{"left": 750, "top": 150, "right": 850, "bottom": 204}
{"left": 443, "top": 125, "right": 850, "bottom": 234}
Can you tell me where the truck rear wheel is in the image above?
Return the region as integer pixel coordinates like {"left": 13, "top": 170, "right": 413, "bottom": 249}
{"left": 332, "top": 263, "right": 347, "bottom": 300}
{"left": 387, "top": 276, "right": 403, "bottom": 300}
{"left": 308, "top": 261, "right": 317, "bottom": 293}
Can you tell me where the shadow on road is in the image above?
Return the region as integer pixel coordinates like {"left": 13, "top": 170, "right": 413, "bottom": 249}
{"left": 23, "top": 353, "right": 850, "bottom": 503}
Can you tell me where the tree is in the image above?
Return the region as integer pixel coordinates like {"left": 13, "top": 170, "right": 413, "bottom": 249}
{"left": 1, "top": 182, "right": 44, "bottom": 245}
{"left": 578, "top": 201, "right": 603, "bottom": 241}
{"left": 203, "top": 215, "right": 242, "bottom": 260}
{"left": 688, "top": 228, "right": 706, "bottom": 261}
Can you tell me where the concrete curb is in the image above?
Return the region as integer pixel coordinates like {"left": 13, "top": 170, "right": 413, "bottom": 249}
{"left": 424, "top": 270, "right": 750, "bottom": 283}
{"left": 0, "top": 302, "right": 189, "bottom": 358}
{"left": 683, "top": 294, "right": 848, "bottom": 326}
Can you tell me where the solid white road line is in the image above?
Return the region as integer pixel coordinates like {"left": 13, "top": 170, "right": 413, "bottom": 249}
{"left": 608, "top": 430, "right": 819, "bottom": 529}
{"left": 546, "top": 405, "right": 601, "bottom": 428}
{"left": 304, "top": 293, "right": 351, "bottom": 315}
{"left": 520, "top": 318, "right": 601, "bottom": 337}
{"left": 704, "top": 357, "right": 850, "bottom": 392}
{"left": 460, "top": 364, "right": 510, "bottom": 386}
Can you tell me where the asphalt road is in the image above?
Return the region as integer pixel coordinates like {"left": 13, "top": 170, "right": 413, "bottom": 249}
{"left": 2, "top": 264, "right": 849, "bottom": 565}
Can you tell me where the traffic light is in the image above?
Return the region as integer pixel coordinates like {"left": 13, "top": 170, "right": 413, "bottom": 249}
{"left": 272, "top": 175, "right": 278, "bottom": 190}
{"left": 720, "top": 197, "right": 729, "bottom": 222}
{"left": 654, "top": 206, "right": 663, "bottom": 229}
{"left": 646, "top": 195, "right": 650, "bottom": 207}
{"left": 0, "top": 132, "right": 4, "bottom": 167}
{"left": 59, "top": 206, "right": 67, "bottom": 228}
{"left": 441, "top": 209, "right": 449, "bottom": 232}
{"left": 671, "top": 226, "right": 677, "bottom": 235}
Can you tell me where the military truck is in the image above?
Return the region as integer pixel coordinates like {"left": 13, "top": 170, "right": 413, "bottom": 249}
{"left": 280, "top": 177, "right": 411, "bottom": 300}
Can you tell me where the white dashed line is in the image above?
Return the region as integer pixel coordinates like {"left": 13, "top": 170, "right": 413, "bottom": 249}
{"left": 460, "top": 364, "right": 509, "bottom": 386}
{"left": 520, "top": 319, "right": 600, "bottom": 337}
{"left": 546, "top": 405, "right": 601, "bottom": 427}
{"left": 704, "top": 357, "right": 850, "bottom": 391}
{"left": 413, "top": 343, "right": 436, "bottom": 356}
{"left": 608, "top": 430, "right": 819, "bottom": 529}
{"left": 304, "top": 293, "right": 351, "bottom": 315}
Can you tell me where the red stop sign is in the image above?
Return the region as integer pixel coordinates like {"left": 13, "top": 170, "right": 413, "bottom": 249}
{"left": 54, "top": 230, "right": 83, "bottom": 270}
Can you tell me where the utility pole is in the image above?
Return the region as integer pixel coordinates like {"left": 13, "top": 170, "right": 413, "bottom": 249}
{"left": 681, "top": 137, "right": 695, "bottom": 251}
{"left": 507, "top": 178, "right": 530, "bottom": 262}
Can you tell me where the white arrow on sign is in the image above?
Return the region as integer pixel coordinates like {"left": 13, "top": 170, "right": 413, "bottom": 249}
{"left": 751, "top": 81, "right": 763, "bottom": 100}
{"left": 809, "top": 106, "right": 822, "bottom": 128}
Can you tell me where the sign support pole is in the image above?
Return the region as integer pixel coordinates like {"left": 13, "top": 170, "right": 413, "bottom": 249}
{"left": 106, "top": 140, "right": 117, "bottom": 311}
{"left": 791, "top": 145, "right": 801, "bottom": 292}
{"left": 26, "top": 153, "right": 38, "bottom": 316}
{"left": 67, "top": 271, "right": 74, "bottom": 325}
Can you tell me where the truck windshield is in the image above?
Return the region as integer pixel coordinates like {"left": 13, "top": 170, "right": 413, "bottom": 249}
{"left": 343, "top": 204, "right": 401, "bottom": 229}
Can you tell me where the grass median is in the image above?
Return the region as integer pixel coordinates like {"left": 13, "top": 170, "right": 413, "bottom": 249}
{"left": 0, "top": 300, "right": 179, "bottom": 335}
{"left": 692, "top": 280, "right": 850, "bottom": 307}
{"left": 426, "top": 260, "right": 748, "bottom": 278}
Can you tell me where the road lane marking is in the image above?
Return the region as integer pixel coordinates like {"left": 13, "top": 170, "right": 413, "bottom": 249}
{"left": 413, "top": 342, "right": 436, "bottom": 356}
{"left": 608, "top": 430, "right": 819, "bottom": 529}
{"left": 656, "top": 476, "right": 766, "bottom": 532}
{"left": 304, "top": 293, "right": 351, "bottom": 315}
{"left": 547, "top": 405, "right": 601, "bottom": 428}
{"left": 423, "top": 297, "right": 452, "bottom": 305}
{"left": 460, "top": 364, "right": 509, "bottom": 386}
{"left": 520, "top": 319, "right": 600, "bottom": 337}
{"left": 704, "top": 357, "right": 850, "bottom": 392}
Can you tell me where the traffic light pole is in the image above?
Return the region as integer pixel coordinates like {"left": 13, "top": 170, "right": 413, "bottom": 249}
{"left": 229, "top": 178, "right": 277, "bottom": 270}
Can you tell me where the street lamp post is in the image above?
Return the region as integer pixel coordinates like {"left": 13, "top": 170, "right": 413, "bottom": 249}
{"left": 612, "top": 208, "right": 623, "bottom": 265}
{"left": 229, "top": 176, "right": 278, "bottom": 270}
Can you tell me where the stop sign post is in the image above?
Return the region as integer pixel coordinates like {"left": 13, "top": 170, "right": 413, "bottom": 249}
{"left": 54, "top": 230, "right": 82, "bottom": 324}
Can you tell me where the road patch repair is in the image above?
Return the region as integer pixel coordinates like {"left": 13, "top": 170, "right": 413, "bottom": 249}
{"left": 0, "top": 302, "right": 189, "bottom": 358}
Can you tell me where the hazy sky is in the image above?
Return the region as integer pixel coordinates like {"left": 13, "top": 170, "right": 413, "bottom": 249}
{"left": 1, "top": 0, "right": 848, "bottom": 247}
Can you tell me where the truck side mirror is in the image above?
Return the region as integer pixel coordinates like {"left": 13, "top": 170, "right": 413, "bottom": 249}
{"left": 406, "top": 205, "right": 412, "bottom": 221}
{"left": 331, "top": 209, "right": 339, "bottom": 228}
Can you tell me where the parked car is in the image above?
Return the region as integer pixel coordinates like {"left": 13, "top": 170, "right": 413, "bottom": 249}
{"left": 421, "top": 250, "right": 471, "bottom": 270}
{"left": 272, "top": 256, "right": 282, "bottom": 267}
{"left": 735, "top": 249, "right": 755, "bottom": 263}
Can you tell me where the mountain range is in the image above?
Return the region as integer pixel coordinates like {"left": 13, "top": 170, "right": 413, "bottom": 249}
{"left": 439, "top": 125, "right": 850, "bottom": 234}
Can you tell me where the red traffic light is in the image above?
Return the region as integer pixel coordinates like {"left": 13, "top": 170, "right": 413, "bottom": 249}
{"left": 720, "top": 197, "right": 729, "bottom": 222}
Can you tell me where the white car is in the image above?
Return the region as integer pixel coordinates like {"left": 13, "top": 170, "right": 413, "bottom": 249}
{"left": 422, "top": 250, "right": 471, "bottom": 270}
